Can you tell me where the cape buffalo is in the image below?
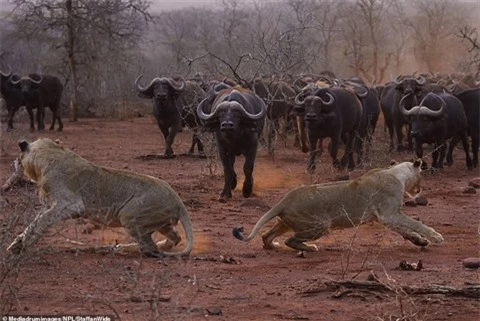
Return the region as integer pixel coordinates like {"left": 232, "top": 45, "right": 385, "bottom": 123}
{"left": 197, "top": 88, "right": 266, "bottom": 202}
{"left": 1, "top": 68, "right": 30, "bottom": 131}
{"left": 401, "top": 92, "right": 472, "bottom": 170}
{"left": 10, "top": 73, "right": 64, "bottom": 131}
{"left": 380, "top": 75, "right": 426, "bottom": 151}
{"left": 135, "top": 76, "right": 206, "bottom": 158}
{"left": 294, "top": 86, "right": 362, "bottom": 172}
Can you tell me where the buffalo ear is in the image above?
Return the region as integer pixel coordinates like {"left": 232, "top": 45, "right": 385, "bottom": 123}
{"left": 413, "top": 158, "right": 422, "bottom": 168}
{"left": 19, "top": 140, "right": 29, "bottom": 152}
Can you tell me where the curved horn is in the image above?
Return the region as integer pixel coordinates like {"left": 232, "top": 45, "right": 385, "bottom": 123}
{"left": 0, "top": 64, "right": 12, "bottom": 77}
{"left": 345, "top": 81, "right": 368, "bottom": 98}
{"left": 135, "top": 75, "right": 167, "bottom": 93}
{"left": 319, "top": 92, "right": 334, "bottom": 106}
{"left": 294, "top": 92, "right": 307, "bottom": 106}
{"left": 28, "top": 74, "right": 42, "bottom": 84}
{"left": 223, "top": 101, "right": 266, "bottom": 120}
{"left": 10, "top": 76, "right": 22, "bottom": 85}
{"left": 399, "top": 94, "right": 420, "bottom": 116}
{"left": 394, "top": 74, "right": 404, "bottom": 85}
{"left": 196, "top": 97, "right": 215, "bottom": 120}
{"left": 415, "top": 75, "right": 426, "bottom": 86}
{"left": 417, "top": 94, "right": 445, "bottom": 118}
{"left": 167, "top": 77, "right": 185, "bottom": 92}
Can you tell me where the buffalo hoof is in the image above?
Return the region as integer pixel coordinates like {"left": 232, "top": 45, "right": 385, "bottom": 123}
{"left": 218, "top": 196, "right": 229, "bottom": 203}
{"left": 164, "top": 154, "right": 176, "bottom": 159}
{"left": 242, "top": 185, "right": 252, "bottom": 198}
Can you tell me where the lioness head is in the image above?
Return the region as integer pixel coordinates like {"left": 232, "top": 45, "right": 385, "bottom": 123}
{"left": 18, "top": 138, "right": 63, "bottom": 183}
{"left": 406, "top": 159, "right": 423, "bottom": 195}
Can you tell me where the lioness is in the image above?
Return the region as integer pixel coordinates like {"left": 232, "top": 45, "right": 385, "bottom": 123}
{"left": 233, "top": 160, "right": 444, "bottom": 252}
{"left": 7, "top": 138, "right": 193, "bottom": 257}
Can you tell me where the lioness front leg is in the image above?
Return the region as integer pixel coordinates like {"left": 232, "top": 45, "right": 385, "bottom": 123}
{"left": 8, "top": 201, "right": 84, "bottom": 254}
{"left": 375, "top": 209, "right": 444, "bottom": 246}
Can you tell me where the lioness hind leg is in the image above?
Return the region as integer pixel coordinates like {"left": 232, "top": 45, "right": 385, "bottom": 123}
{"left": 156, "top": 226, "right": 181, "bottom": 251}
{"left": 125, "top": 228, "right": 160, "bottom": 257}
{"left": 261, "top": 219, "right": 290, "bottom": 250}
{"left": 285, "top": 237, "right": 318, "bottom": 252}
{"left": 284, "top": 226, "right": 328, "bottom": 252}
{"left": 376, "top": 210, "right": 444, "bottom": 246}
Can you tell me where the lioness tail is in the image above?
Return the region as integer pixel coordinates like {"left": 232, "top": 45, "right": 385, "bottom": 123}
{"left": 231, "top": 205, "right": 283, "bottom": 242}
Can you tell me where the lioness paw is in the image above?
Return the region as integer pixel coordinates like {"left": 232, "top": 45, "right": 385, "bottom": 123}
{"left": 430, "top": 232, "right": 444, "bottom": 244}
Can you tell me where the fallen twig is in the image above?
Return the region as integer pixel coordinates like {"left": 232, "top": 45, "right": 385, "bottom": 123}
{"left": 300, "top": 280, "right": 480, "bottom": 299}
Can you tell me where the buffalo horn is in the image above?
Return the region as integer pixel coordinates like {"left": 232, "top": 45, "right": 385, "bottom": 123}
{"left": 0, "top": 64, "right": 12, "bottom": 77}
{"left": 394, "top": 74, "right": 404, "bottom": 85}
{"left": 399, "top": 94, "right": 421, "bottom": 116}
{"left": 319, "top": 92, "right": 334, "bottom": 106}
{"left": 417, "top": 94, "right": 445, "bottom": 117}
{"left": 167, "top": 77, "right": 185, "bottom": 92}
{"left": 415, "top": 75, "right": 426, "bottom": 86}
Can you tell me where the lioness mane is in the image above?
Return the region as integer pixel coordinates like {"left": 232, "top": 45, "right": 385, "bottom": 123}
{"left": 8, "top": 138, "right": 194, "bottom": 258}
{"left": 233, "top": 159, "right": 443, "bottom": 253}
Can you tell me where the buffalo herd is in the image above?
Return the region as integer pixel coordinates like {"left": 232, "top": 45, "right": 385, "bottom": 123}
{"left": 1, "top": 68, "right": 479, "bottom": 201}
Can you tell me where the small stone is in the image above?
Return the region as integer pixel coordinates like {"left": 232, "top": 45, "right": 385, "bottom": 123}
{"left": 404, "top": 199, "right": 417, "bottom": 207}
{"left": 468, "top": 178, "right": 480, "bottom": 188}
{"left": 462, "top": 257, "right": 480, "bottom": 269}
{"left": 206, "top": 307, "right": 223, "bottom": 316}
{"left": 239, "top": 198, "right": 270, "bottom": 210}
{"left": 414, "top": 195, "right": 428, "bottom": 206}
{"left": 462, "top": 187, "right": 477, "bottom": 194}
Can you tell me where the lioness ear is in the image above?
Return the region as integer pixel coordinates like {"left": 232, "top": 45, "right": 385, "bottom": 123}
{"left": 413, "top": 158, "right": 422, "bottom": 168}
{"left": 19, "top": 140, "right": 29, "bottom": 152}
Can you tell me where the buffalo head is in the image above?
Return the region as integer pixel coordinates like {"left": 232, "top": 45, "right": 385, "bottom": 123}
{"left": 135, "top": 75, "right": 185, "bottom": 101}
{"left": 10, "top": 74, "right": 43, "bottom": 97}
{"left": 400, "top": 93, "right": 446, "bottom": 139}
{"left": 295, "top": 89, "right": 334, "bottom": 126}
{"left": 197, "top": 89, "right": 266, "bottom": 133}
{"left": 394, "top": 74, "right": 426, "bottom": 96}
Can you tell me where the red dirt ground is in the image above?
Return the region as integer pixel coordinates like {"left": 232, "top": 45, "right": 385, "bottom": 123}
{"left": 0, "top": 116, "right": 479, "bottom": 321}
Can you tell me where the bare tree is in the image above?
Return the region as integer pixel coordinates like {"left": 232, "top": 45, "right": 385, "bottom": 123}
{"left": 406, "top": 0, "right": 468, "bottom": 73}
{"left": 6, "top": 0, "right": 151, "bottom": 120}
{"left": 457, "top": 25, "right": 480, "bottom": 77}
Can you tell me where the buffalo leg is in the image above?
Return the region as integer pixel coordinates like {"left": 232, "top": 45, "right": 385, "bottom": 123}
{"left": 242, "top": 142, "right": 258, "bottom": 198}
{"left": 329, "top": 135, "right": 341, "bottom": 169}
{"left": 218, "top": 146, "right": 236, "bottom": 202}
{"left": 6, "top": 105, "right": 18, "bottom": 131}
{"left": 156, "top": 120, "right": 175, "bottom": 157}
{"left": 307, "top": 134, "right": 319, "bottom": 173}
{"left": 459, "top": 132, "right": 473, "bottom": 169}
{"left": 27, "top": 107, "right": 36, "bottom": 131}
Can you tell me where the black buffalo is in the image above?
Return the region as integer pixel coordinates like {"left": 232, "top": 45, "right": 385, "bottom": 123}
{"left": 452, "top": 88, "right": 480, "bottom": 167}
{"left": 1, "top": 69, "right": 31, "bottom": 131}
{"left": 342, "top": 80, "right": 381, "bottom": 164}
{"left": 197, "top": 88, "right": 266, "bottom": 202}
{"left": 135, "top": 76, "right": 206, "bottom": 158}
{"left": 380, "top": 75, "right": 426, "bottom": 151}
{"left": 252, "top": 78, "right": 297, "bottom": 155}
{"left": 10, "top": 73, "right": 64, "bottom": 131}
{"left": 401, "top": 92, "right": 472, "bottom": 170}
{"left": 294, "top": 87, "right": 362, "bottom": 171}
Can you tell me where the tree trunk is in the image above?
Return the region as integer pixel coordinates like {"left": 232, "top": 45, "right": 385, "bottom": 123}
{"left": 66, "top": 0, "right": 78, "bottom": 121}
